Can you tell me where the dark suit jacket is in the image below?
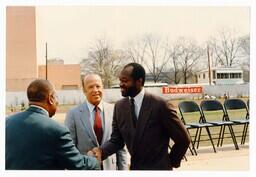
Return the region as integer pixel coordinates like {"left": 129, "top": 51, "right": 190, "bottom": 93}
{"left": 101, "top": 92, "right": 190, "bottom": 170}
{"left": 6, "top": 106, "right": 100, "bottom": 170}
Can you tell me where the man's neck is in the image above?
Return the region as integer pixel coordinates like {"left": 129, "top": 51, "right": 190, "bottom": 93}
{"left": 29, "top": 102, "right": 49, "bottom": 117}
{"left": 131, "top": 87, "right": 143, "bottom": 98}
{"left": 29, "top": 102, "right": 48, "bottom": 112}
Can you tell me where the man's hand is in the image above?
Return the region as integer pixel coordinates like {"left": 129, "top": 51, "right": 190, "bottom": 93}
{"left": 92, "top": 147, "right": 102, "bottom": 162}
{"left": 87, "top": 150, "right": 95, "bottom": 157}
{"left": 87, "top": 147, "right": 102, "bottom": 162}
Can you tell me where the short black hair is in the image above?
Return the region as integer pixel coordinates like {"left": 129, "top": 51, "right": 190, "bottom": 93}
{"left": 27, "top": 79, "right": 53, "bottom": 102}
{"left": 124, "top": 63, "right": 145, "bottom": 86}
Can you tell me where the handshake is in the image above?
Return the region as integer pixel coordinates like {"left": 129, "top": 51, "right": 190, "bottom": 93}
{"left": 87, "top": 147, "right": 102, "bottom": 162}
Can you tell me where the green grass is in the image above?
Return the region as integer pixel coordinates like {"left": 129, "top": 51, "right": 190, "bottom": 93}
{"left": 6, "top": 98, "right": 249, "bottom": 147}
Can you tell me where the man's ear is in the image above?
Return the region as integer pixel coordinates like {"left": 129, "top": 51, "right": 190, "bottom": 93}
{"left": 48, "top": 94, "right": 54, "bottom": 105}
{"left": 136, "top": 78, "right": 143, "bottom": 86}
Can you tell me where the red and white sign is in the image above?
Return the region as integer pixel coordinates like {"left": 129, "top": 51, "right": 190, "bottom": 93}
{"left": 162, "top": 86, "right": 203, "bottom": 94}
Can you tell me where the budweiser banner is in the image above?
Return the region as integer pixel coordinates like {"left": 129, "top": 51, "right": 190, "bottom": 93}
{"left": 162, "top": 86, "right": 203, "bottom": 94}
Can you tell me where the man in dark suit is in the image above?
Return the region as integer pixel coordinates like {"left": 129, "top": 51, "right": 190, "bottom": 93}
{"left": 91, "top": 63, "right": 190, "bottom": 170}
{"left": 6, "top": 79, "right": 100, "bottom": 170}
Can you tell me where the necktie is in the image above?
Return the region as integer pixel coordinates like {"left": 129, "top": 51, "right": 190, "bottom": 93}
{"left": 130, "top": 98, "right": 137, "bottom": 127}
{"left": 94, "top": 106, "right": 103, "bottom": 145}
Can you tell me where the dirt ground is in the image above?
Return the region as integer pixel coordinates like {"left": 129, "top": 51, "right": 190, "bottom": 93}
{"left": 177, "top": 144, "right": 249, "bottom": 171}
{"left": 52, "top": 113, "right": 249, "bottom": 171}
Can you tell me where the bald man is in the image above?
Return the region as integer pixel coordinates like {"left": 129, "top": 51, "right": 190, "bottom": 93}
{"left": 65, "top": 74, "right": 128, "bottom": 170}
{"left": 6, "top": 79, "right": 100, "bottom": 170}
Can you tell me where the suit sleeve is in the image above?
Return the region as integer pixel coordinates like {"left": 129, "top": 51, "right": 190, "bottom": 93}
{"left": 65, "top": 110, "right": 77, "bottom": 146}
{"left": 160, "top": 101, "right": 190, "bottom": 168}
{"left": 101, "top": 104, "right": 125, "bottom": 160}
{"left": 55, "top": 127, "right": 100, "bottom": 170}
{"left": 116, "top": 146, "right": 129, "bottom": 170}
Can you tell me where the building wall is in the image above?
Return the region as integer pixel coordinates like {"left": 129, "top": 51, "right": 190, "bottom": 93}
{"left": 6, "top": 6, "right": 37, "bottom": 91}
{"left": 38, "top": 64, "right": 81, "bottom": 90}
{"left": 197, "top": 71, "right": 210, "bottom": 84}
{"left": 198, "top": 69, "right": 244, "bottom": 85}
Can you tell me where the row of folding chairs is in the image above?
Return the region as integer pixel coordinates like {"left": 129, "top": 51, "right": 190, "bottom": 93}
{"left": 178, "top": 98, "right": 249, "bottom": 155}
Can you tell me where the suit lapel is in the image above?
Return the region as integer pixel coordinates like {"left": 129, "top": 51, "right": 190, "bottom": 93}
{"left": 134, "top": 93, "right": 152, "bottom": 145}
{"left": 101, "top": 102, "right": 111, "bottom": 144}
{"left": 79, "top": 102, "right": 98, "bottom": 146}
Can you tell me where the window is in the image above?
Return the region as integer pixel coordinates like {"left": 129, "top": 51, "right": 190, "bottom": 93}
{"left": 217, "top": 73, "right": 229, "bottom": 79}
{"left": 230, "top": 73, "right": 242, "bottom": 78}
{"left": 203, "top": 73, "right": 205, "bottom": 79}
{"left": 224, "top": 73, "right": 229, "bottom": 78}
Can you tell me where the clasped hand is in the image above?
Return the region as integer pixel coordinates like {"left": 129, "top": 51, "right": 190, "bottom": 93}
{"left": 87, "top": 147, "right": 102, "bottom": 162}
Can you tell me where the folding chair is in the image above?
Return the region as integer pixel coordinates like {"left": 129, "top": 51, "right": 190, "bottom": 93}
{"left": 224, "top": 99, "right": 249, "bottom": 145}
{"left": 200, "top": 100, "right": 239, "bottom": 150}
{"left": 178, "top": 101, "right": 216, "bottom": 153}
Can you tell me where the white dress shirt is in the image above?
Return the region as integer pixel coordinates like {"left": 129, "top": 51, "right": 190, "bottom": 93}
{"left": 130, "top": 88, "right": 145, "bottom": 119}
{"left": 30, "top": 105, "right": 49, "bottom": 117}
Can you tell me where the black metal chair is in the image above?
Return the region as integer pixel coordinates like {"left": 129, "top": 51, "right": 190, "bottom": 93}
{"left": 224, "top": 99, "right": 249, "bottom": 145}
{"left": 200, "top": 100, "right": 239, "bottom": 150}
{"left": 178, "top": 101, "right": 216, "bottom": 153}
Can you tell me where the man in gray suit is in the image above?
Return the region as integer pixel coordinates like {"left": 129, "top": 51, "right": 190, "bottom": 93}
{"left": 65, "top": 74, "right": 128, "bottom": 170}
{"left": 6, "top": 79, "right": 100, "bottom": 170}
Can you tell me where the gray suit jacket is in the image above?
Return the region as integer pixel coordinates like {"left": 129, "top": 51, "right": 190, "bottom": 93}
{"left": 65, "top": 101, "right": 128, "bottom": 170}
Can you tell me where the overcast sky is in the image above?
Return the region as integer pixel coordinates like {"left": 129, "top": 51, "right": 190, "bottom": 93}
{"left": 35, "top": 6, "right": 250, "bottom": 64}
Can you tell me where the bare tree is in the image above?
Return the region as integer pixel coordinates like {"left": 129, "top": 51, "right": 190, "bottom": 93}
{"left": 239, "top": 34, "right": 250, "bottom": 56}
{"left": 239, "top": 34, "right": 250, "bottom": 68}
{"left": 239, "top": 34, "right": 250, "bottom": 82}
{"left": 210, "top": 29, "right": 243, "bottom": 67}
{"left": 126, "top": 37, "right": 147, "bottom": 65}
{"left": 167, "top": 42, "right": 184, "bottom": 84}
{"left": 125, "top": 34, "right": 172, "bottom": 83}
{"left": 80, "top": 38, "right": 127, "bottom": 88}
{"left": 143, "top": 34, "right": 172, "bottom": 83}
{"left": 174, "top": 37, "right": 203, "bottom": 84}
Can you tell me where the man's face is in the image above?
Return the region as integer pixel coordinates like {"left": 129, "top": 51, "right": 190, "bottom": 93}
{"left": 119, "top": 66, "right": 137, "bottom": 97}
{"left": 83, "top": 76, "right": 103, "bottom": 106}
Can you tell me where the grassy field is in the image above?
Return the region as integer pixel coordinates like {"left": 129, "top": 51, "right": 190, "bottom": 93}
{"left": 6, "top": 97, "right": 249, "bottom": 148}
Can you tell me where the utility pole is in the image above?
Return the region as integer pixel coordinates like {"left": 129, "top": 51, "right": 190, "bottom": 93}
{"left": 45, "top": 42, "right": 48, "bottom": 80}
{"left": 207, "top": 44, "right": 212, "bottom": 85}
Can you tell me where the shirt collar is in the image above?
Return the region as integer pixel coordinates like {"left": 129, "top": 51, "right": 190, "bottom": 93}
{"left": 30, "top": 105, "right": 49, "bottom": 117}
{"left": 86, "top": 99, "right": 103, "bottom": 113}
{"left": 131, "top": 88, "right": 145, "bottom": 106}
